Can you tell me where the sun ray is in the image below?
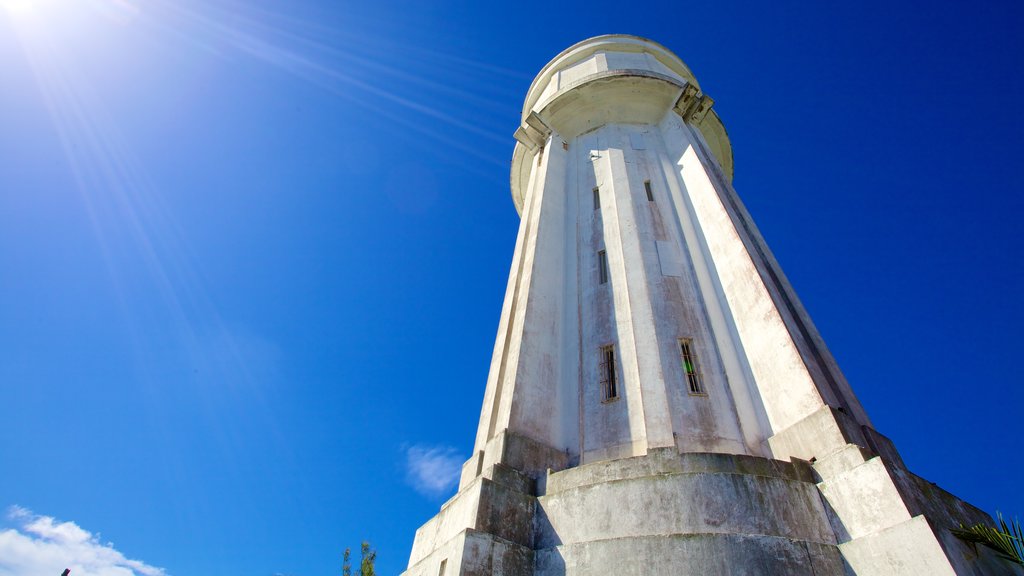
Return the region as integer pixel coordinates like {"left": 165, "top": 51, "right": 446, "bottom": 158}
{"left": 5, "top": 3, "right": 295, "bottom": 473}
{"left": 138, "top": 0, "right": 514, "bottom": 162}
{"left": 4, "top": 0, "right": 521, "bottom": 478}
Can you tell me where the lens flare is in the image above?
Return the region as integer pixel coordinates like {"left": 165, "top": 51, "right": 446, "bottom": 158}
{"left": 1, "top": 0, "right": 35, "bottom": 14}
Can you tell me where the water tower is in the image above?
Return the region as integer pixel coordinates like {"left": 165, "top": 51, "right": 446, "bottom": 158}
{"left": 401, "top": 35, "right": 1009, "bottom": 576}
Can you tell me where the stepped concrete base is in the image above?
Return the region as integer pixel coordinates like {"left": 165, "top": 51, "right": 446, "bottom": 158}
{"left": 402, "top": 430, "right": 1018, "bottom": 576}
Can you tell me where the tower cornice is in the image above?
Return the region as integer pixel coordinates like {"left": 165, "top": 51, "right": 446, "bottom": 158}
{"left": 510, "top": 35, "right": 734, "bottom": 214}
{"left": 520, "top": 34, "right": 702, "bottom": 123}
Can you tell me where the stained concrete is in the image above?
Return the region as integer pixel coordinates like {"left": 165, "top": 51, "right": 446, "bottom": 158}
{"left": 403, "top": 438, "right": 1015, "bottom": 575}
{"left": 401, "top": 35, "right": 1016, "bottom": 576}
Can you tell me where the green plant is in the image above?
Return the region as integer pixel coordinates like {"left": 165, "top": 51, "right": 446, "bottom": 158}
{"left": 341, "top": 542, "right": 375, "bottom": 576}
{"left": 360, "top": 541, "right": 377, "bottom": 576}
{"left": 952, "top": 513, "right": 1023, "bottom": 566}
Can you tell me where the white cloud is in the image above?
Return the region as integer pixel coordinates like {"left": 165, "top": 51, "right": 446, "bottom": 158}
{"left": 404, "top": 445, "right": 463, "bottom": 498}
{"left": 0, "top": 506, "right": 166, "bottom": 576}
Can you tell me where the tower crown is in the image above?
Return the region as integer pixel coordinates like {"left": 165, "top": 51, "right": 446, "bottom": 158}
{"left": 512, "top": 34, "right": 733, "bottom": 213}
{"left": 521, "top": 34, "right": 701, "bottom": 121}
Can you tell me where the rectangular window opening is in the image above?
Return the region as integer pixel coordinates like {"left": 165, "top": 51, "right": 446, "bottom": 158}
{"left": 438, "top": 559, "right": 447, "bottom": 576}
{"left": 598, "top": 250, "right": 609, "bottom": 284}
{"left": 593, "top": 186, "right": 600, "bottom": 211}
{"left": 600, "top": 345, "right": 618, "bottom": 401}
{"left": 680, "top": 339, "right": 705, "bottom": 394}
{"left": 644, "top": 180, "right": 654, "bottom": 202}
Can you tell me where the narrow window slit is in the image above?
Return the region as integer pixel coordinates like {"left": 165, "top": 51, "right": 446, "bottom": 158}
{"left": 644, "top": 180, "right": 654, "bottom": 202}
{"left": 598, "top": 250, "right": 609, "bottom": 284}
{"left": 680, "top": 339, "right": 705, "bottom": 394}
{"left": 600, "top": 345, "right": 618, "bottom": 400}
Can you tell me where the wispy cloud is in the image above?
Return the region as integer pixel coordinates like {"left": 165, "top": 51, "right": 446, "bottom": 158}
{"left": 0, "top": 506, "right": 166, "bottom": 576}
{"left": 404, "top": 445, "right": 463, "bottom": 498}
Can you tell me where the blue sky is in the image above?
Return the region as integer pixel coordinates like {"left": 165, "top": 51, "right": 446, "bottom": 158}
{"left": 1, "top": 1, "right": 1022, "bottom": 574}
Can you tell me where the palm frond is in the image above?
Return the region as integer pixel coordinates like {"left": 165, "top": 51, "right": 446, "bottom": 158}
{"left": 952, "top": 513, "right": 1024, "bottom": 567}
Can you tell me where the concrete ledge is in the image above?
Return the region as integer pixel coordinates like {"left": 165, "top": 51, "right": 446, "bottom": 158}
{"left": 482, "top": 462, "right": 536, "bottom": 496}
{"left": 481, "top": 429, "right": 569, "bottom": 482}
{"left": 536, "top": 450, "right": 834, "bottom": 548}
{"left": 818, "top": 456, "right": 912, "bottom": 542}
{"left": 768, "top": 405, "right": 869, "bottom": 463}
{"left": 838, "top": 515, "right": 957, "bottom": 576}
{"left": 534, "top": 533, "right": 844, "bottom": 576}
{"left": 546, "top": 448, "right": 813, "bottom": 494}
{"left": 812, "top": 444, "right": 874, "bottom": 481}
{"left": 579, "top": 438, "right": 646, "bottom": 466}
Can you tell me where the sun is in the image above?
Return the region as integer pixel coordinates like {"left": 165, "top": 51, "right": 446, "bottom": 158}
{"left": 1, "top": 0, "right": 36, "bottom": 14}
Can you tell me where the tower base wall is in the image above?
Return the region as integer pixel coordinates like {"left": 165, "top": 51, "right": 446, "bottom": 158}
{"left": 535, "top": 535, "right": 845, "bottom": 576}
{"left": 402, "top": 435, "right": 1016, "bottom": 576}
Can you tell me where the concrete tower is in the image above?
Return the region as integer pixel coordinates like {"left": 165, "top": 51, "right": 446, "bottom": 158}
{"left": 402, "top": 35, "right": 1011, "bottom": 576}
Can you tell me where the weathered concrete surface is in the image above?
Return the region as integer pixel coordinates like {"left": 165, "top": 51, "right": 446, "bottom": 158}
{"left": 404, "top": 530, "right": 534, "bottom": 576}
{"left": 404, "top": 440, "right": 1015, "bottom": 575}
{"left": 838, "top": 516, "right": 960, "bottom": 576}
{"left": 811, "top": 434, "right": 1021, "bottom": 575}
{"left": 529, "top": 450, "right": 844, "bottom": 574}
{"left": 407, "top": 438, "right": 543, "bottom": 571}
{"left": 401, "top": 35, "right": 1012, "bottom": 576}
{"left": 484, "top": 34, "right": 877, "bottom": 475}
{"left": 488, "top": 35, "right": 776, "bottom": 466}
{"left": 768, "top": 405, "right": 869, "bottom": 463}
{"left": 535, "top": 535, "right": 846, "bottom": 576}
{"left": 461, "top": 429, "right": 569, "bottom": 491}
{"left": 406, "top": 450, "right": 846, "bottom": 576}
